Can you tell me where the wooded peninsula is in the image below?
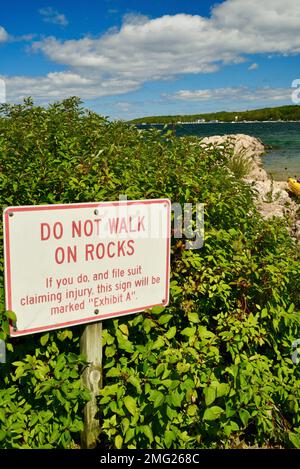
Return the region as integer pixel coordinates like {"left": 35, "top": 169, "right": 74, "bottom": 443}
{"left": 130, "top": 105, "right": 300, "bottom": 124}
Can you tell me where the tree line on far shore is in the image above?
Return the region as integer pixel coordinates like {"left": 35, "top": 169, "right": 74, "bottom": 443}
{"left": 130, "top": 105, "right": 300, "bottom": 125}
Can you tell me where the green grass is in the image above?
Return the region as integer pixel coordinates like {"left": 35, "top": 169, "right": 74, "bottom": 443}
{"left": 227, "top": 152, "right": 254, "bottom": 179}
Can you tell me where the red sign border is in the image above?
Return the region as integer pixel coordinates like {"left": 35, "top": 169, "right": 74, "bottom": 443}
{"left": 3, "top": 199, "right": 171, "bottom": 337}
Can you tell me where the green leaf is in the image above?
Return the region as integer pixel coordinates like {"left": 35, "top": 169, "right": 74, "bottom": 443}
{"left": 171, "top": 390, "right": 183, "bottom": 408}
{"left": 230, "top": 421, "right": 239, "bottom": 431}
{"left": 102, "top": 330, "right": 115, "bottom": 346}
{"left": 58, "top": 330, "right": 69, "bottom": 341}
{"left": 153, "top": 391, "right": 164, "bottom": 408}
{"left": 177, "top": 362, "right": 190, "bottom": 373}
{"left": 166, "top": 405, "right": 178, "bottom": 420}
{"left": 150, "top": 389, "right": 165, "bottom": 408}
{"left": 155, "top": 363, "right": 166, "bottom": 377}
{"left": 128, "top": 375, "right": 141, "bottom": 392}
{"left": 99, "top": 396, "right": 111, "bottom": 405}
{"left": 151, "top": 306, "right": 165, "bottom": 315}
{"left": 187, "top": 404, "right": 197, "bottom": 416}
{"left": 117, "top": 336, "right": 134, "bottom": 353}
{"left": 198, "top": 326, "right": 215, "bottom": 339}
{"left": 188, "top": 312, "right": 200, "bottom": 323}
{"left": 119, "top": 324, "right": 129, "bottom": 336}
{"left": 158, "top": 314, "right": 172, "bottom": 325}
{"left": 124, "top": 396, "right": 137, "bottom": 416}
{"left": 121, "top": 418, "right": 130, "bottom": 435}
{"left": 6, "top": 342, "right": 14, "bottom": 352}
{"left": 239, "top": 409, "right": 250, "bottom": 427}
{"left": 203, "top": 387, "right": 216, "bottom": 406}
{"left": 203, "top": 406, "right": 224, "bottom": 421}
{"left": 12, "top": 360, "right": 24, "bottom": 367}
{"left": 106, "top": 367, "right": 122, "bottom": 378}
{"left": 143, "top": 318, "right": 155, "bottom": 334}
{"left": 165, "top": 326, "right": 176, "bottom": 340}
{"left": 105, "top": 345, "right": 116, "bottom": 358}
{"left": 124, "top": 427, "right": 135, "bottom": 443}
{"left": 14, "top": 366, "right": 25, "bottom": 380}
{"left": 5, "top": 310, "right": 17, "bottom": 321}
{"left": 58, "top": 329, "right": 73, "bottom": 341}
{"left": 115, "top": 435, "right": 123, "bottom": 449}
{"left": 289, "top": 432, "right": 300, "bottom": 449}
{"left": 181, "top": 327, "right": 196, "bottom": 337}
{"left": 142, "top": 425, "right": 153, "bottom": 443}
{"left": 151, "top": 336, "right": 165, "bottom": 350}
{"left": 164, "top": 430, "right": 176, "bottom": 449}
{"left": 40, "top": 333, "right": 49, "bottom": 346}
{"left": 216, "top": 383, "right": 230, "bottom": 398}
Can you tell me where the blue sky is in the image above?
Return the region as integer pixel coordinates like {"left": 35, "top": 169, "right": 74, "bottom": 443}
{"left": 0, "top": 0, "right": 300, "bottom": 119}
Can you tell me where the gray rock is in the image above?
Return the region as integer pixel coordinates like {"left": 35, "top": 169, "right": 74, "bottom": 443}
{"left": 200, "top": 134, "right": 299, "bottom": 237}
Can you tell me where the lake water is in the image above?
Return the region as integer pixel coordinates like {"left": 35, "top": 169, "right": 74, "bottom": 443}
{"left": 140, "top": 122, "right": 300, "bottom": 181}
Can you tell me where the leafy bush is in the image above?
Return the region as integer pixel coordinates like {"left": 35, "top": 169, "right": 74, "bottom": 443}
{"left": 0, "top": 98, "right": 300, "bottom": 449}
{"left": 0, "top": 332, "right": 89, "bottom": 448}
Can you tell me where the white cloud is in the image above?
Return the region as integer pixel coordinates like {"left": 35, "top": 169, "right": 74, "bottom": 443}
{"left": 115, "top": 101, "right": 132, "bottom": 110}
{"left": 39, "top": 7, "right": 69, "bottom": 27}
{"left": 6, "top": 0, "right": 300, "bottom": 103}
{"left": 4, "top": 71, "right": 139, "bottom": 103}
{"left": 0, "top": 26, "right": 9, "bottom": 42}
{"left": 168, "top": 86, "right": 291, "bottom": 103}
{"left": 213, "top": 0, "right": 300, "bottom": 52}
{"left": 248, "top": 63, "right": 259, "bottom": 70}
{"left": 33, "top": 1, "right": 300, "bottom": 78}
{"left": 0, "top": 27, "right": 35, "bottom": 43}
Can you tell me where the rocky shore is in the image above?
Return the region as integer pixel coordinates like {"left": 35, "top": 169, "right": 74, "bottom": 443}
{"left": 201, "top": 134, "right": 300, "bottom": 242}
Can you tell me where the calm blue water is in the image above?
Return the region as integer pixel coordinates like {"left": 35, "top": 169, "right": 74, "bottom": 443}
{"left": 140, "top": 122, "right": 300, "bottom": 181}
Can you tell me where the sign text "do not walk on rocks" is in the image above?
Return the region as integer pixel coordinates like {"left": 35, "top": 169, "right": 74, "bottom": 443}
{"left": 3, "top": 199, "right": 171, "bottom": 337}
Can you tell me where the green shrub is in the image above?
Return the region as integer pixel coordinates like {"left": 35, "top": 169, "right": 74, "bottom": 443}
{"left": 0, "top": 98, "right": 300, "bottom": 449}
{"left": 0, "top": 332, "right": 89, "bottom": 448}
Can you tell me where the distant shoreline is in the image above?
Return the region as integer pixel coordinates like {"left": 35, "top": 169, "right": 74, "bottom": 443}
{"left": 129, "top": 104, "right": 300, "bottom": 125}
{"left": 137, "top": 120, "right": 300, "bottom": 126}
